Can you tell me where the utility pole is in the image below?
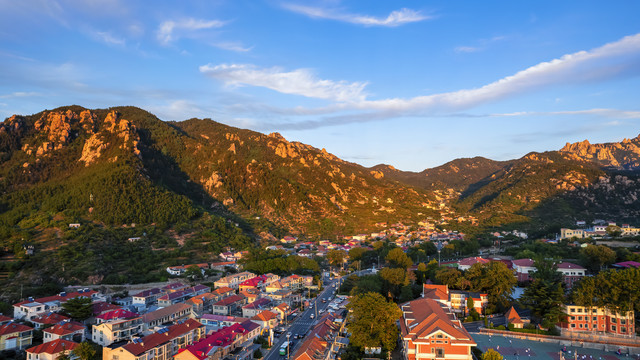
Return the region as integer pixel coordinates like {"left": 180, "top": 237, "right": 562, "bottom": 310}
{"left": 286, "top": 333, "right": 291, "bottom": 360}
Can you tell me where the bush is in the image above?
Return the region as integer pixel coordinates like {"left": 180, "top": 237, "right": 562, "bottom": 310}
{"left": 496, "top": 325, "right": 507, "bottom": 330}
{"left": 253, "top": 349, "right": 263, "bottom": 359}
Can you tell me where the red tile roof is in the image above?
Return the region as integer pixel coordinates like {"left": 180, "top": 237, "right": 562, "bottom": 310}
{"left": 31, "top": 313, "right": 70, "bottom": 325}
{"left": 214, "top": 294, "right": 245, "bottom": 306}
{"left": 97, "top": 309, "right": 139, "bottom": 321}
{"left": 458, "top": 256, "right": 490, "bottom": 267}
{"left": 178, "top": 322, "right": 252, "bottom": 360}
{"left": 26, "top": 339, "right": 78, "bottom": 354}
{"left": 250, "top": 310, "right": 277, "bottom": 322}
{"left": 556, "top": 261, "right": 585, "bottom": 270}
{"left": 506, "top": 306, "right": 524, "bottom": 324}
{"left": 0, "top": 315, "right": 12, "bottom": 323}
{"left": 44, "top": 321, "right": 85, "bottom": 336}
{"left": 400, "top": 298, "right": 476, "bottom": 346}
{"left": 92, "top": 301, "right": 121, "bottom": 315}
{"left": 512, "top": 258, "right": 535, "bottom": 267}
{"left": 422, "top": 284, "right": 449, "bottom": 301}
{"left": 14, "top": 290, "right": 97, "bottom": 307}
{"left": 123, "top": 319, "right": 203, "bottom": 356}
{"left": 0, "top": 322, "right": 33, "bottom": 335}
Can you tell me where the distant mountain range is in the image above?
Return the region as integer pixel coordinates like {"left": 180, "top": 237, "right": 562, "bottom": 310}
{"left": 1, "top": 106, "right": 640, "bottom": 238}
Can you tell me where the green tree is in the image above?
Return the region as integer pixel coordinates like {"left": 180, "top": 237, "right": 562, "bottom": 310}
{"left": 352, "top": 274, "right": 383, "bottom": 296}
{"left": 465, "top": 262, "right": 516, "bottom": 312}
{"left": 579, "top": 245, "right": 616, "bottom": 272}
{"left": 73, "top": 342, "right": 97, "bottom": 360}
{"left": 482, "top": 348, "right": 503, "bottom": 360}
{"left": 346, "top": 292, "right": 402, "bottom": 351}
{"left": 184, "top": 265, "right": 203, "bottom": 279}
{"left": 520, "top": 259, "right": 566, "bottom": 328}
{"left": 327, "top": 249, "right": 347, "bottom": 269}
{"left": 435, "top": 267, "right": 462, "bottom": 288}
{"left": 386, "top": 248, "right": 413, "bottom": 269}
{"left": 61, "top": 297, "right": 93, "bottom": 321}
{"left": 380, "top": 267, "right": 407, "bottom": 299}
{"left": 349, "top": 247, "right": 367, "bottom": 261}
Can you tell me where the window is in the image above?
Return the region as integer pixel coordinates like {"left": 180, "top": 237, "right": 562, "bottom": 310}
{"left": 577, "top": 308, "right": 582, "bottom": 313}
{"left": 621, "top": 319, "right": 626, "bottom": 325}
{"left": 612, "top": 318, "right": 617, "bottom": 323}
{"left": 592, "top": 317, "right": 597, "bottom": 321}
{"left": 578, "top": 316, "right": 582, "bottom": 321}
{"left": 622, "top": 327, "right": 626, "bottom": 333}
{"left": 571, "top": 316, "right": 575, "bottom": 321}
{"left": 612, "top": 325, "right": 617, "bottom": 331}
{"left": 432, "top": 348, "right": 445, "bottom": 358}
{"left": 593, "top": 324, "right": 597, "bottom": 329}
{"left": 579, "top": 324, "right": 583, "bottom": 328}
{"left": 571, "top": 324, "right": 576, "bottom": 328}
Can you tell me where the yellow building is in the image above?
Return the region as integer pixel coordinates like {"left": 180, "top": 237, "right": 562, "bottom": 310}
{"left": 0, "top": 322, "right": 33, "bottom": 351}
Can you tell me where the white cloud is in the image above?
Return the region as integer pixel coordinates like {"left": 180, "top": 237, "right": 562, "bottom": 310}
{"left": 490, "top": 109, "right": 640, "bottom": 119}
{"left": 200, "top": 63, "right": 367, "bottom": 102}
{"left": 282, "top": 3, "right": 431, "bottom": 27}
{"left": 0, "top": 91, "right": 42, "bottom": 98}
{"left": 454, "top": 46, "right": 479, "bottom": 53}
{"left": 93, "top": 31, "right": 126, "bottom": 46}
{"left": 157, "top": 18, "right": 225, "bottom": 45}
{"left": 211, "top": 41, "right": 253, "bottom": 53}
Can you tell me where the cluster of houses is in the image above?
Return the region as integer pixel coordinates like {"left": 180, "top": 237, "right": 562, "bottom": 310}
{"left": 3, "top": 270, "right": 320, "bottom": 360}
{"left": 560, "top": 221, "right": 640, "bottom": 239}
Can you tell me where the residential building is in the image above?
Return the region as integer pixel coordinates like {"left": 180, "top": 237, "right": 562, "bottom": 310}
{"left": 212, "top": 294, "right": 247, "bottom": 316}
{"left": 512, "top": 258, "right": 536, "bottom": 282}
{"left": 157, "top": 289, "right": 195, "bottom": 307}
{"left": 102, "top": 318, "right": 204, "bottom": 360}
{"left": 185, "top": 293, "right": 218, "bottom": 316}
{"left": 272, "top": 303, "right": 291, "bottom": 322}
{"left": 249, "top": 310, "right": 278, "bottom": 333}
{"left": 173, "top": 321, "right": 260, "bottom": 360}
{"left": 422, "top": 284, "right": 487, "bottom": 316}
{"left": 166, "top": 263, "right": 209, "bottom": 276}
{"left": 211, "top": 286, "right": 235, "bottom": 300}
{"left": 560, "top": 228, "right": 585, "bottom": 239}
{"left": 142, "top": 303, "right": 192, "bottom": 330}
{"left": 556, "top": 262, "right": 586, "bottom": 289}
{"left": 400, "top": 298, "right": 476, "bottom": 360}
{"left": 0, "top": 322, "right": 34, "bottom": 351}
{"left": 31, "top": 313, "right": 70, "bottom": 330}
{"left": 13, "top": 289, "right": 99, "bottom": 320}
{"left": 214, "top": 271, "right": 256, "bottom": 289}
{"left": 291, "top": 314, "right": 341, "bottom": 360}
{"left": 43, "top": 321, "right": 85, "bottom": 343}
{"left": 93, "top": 310, "right": 143, "bottom": 346}
{"left": 505, "top": 307, "right": 526, "bottom": 329}
{"left": 457, "top": 257, "right": 490, "bottom": 271}
{"left": 560, "top": 305, "right": 635, "bottom": 336}
{"left": 26, "top": 339, "right": 78, "bottom": 360}
{"left": 242, "top": 298, "right": 272, "bottom": 318}
{"left": 131, "top": 288, "right": 164, "bottom": 307}
{"left": 0, "top": 315, "right": 11, "bottom": 326}
{"left": 199, "top": 314, "right": 248, "bottom": 332}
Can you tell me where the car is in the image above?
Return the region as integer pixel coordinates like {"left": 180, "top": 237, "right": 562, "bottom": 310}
{"left": 294, "top": 333, "right": 299, "bottom": 339}
{"left": 310, "top": 314, "right": 315, "bottom": 319}
{"left": 322, "top": 299, "right": 327, "bottom": 303}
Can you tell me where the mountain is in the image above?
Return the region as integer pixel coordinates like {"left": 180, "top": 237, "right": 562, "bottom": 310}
{"left": 0, "top": 106, "right": 439, "bottom": 238}
{"left": 559, "top": 136, "right": 640, "bottom": 170}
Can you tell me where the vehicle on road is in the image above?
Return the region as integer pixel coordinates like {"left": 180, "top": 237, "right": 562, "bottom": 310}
{"left": 310, "top": 314, "right": 314, "bottom": 319}
{"left": 279, "top": 342, "right": 289, "bottom": 356}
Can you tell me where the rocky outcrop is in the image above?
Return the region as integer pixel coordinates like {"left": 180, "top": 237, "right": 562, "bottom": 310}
{"left": 560, "top": 135, "right": 640, "bottom": 169}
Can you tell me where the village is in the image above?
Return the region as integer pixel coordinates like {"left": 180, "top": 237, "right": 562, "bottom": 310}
{"left": 0, "top": 218, "right": 639, "bottom": 360}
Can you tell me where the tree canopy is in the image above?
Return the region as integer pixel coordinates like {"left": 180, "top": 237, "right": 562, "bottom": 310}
{"left": 346, "top": 292, "right": 402, "bottom": 351}
{"left": 61, "top": 297, "right": 93, "bottom": 321}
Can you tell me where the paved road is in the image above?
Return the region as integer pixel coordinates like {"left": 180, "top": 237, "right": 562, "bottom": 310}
{"left": 264, "top": 269, "right": 373, "bottom": 360}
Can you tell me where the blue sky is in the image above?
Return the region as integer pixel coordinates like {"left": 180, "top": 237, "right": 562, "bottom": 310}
{"left": 1, "top": 1, "right": 639, "bottom": 171}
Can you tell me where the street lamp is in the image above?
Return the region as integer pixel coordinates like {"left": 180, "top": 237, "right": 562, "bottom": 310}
{"left": 286, "top": 333, "right": 291, "bottom": 360}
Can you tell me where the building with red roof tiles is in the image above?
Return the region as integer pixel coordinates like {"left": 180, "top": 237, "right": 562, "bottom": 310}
{"left": 611, "top": 260, "right": 640, "bottom": 269}
{"left": 43, "top": 321, "right": 85, "bottom": 343}
{"left": 422, "top": 285, "right": 449, "bottom": 304}
{"left": 249, "top": 310, "right": 278, "bottom": 332}
{"left": 212, "top": 294, "right": 247, "bottom": 316}
{"left": 0, "top": 322, "right": 33, "bottom": 350}
{"left": 213, "top": 271, "right": 256, "bottom": 290}
{"left": 13, "top": 289, "right": 99, "bottom": 320}
{"left": 186, "top": 293, "right": 218, "bottom": 316}
{"left": 96, "top": 309, "right": 139, "bottom": 324}
{"left": 211, "top": 286, "right": 235, "bottom": 300}
{"left": 400, "top": 298, "right": 476, "bottom": 360}
{"left": 102, "top": 318, "right": 204, "bottom": 360}
{"left": 199, "top": 314, "right": 249, "bottom": 331}
{"left": 93, "top": 313, "right": 143, "bottom": 346}
{"left": 173, "top": 321, "right": 259, "bottom": 360}
{"left": 291, "top": 312, "right": 341, "bottom": 360}
{"left": 0, "top": 315, "right": 12, "bottom": 326}
{"left": 26, "top": 339, "right": 77, "bottom": 360}
{"left": 457, "top": 257, "right": 490, "bottom": 271}
{"left": 422, "top": 284, "right": 487, "bottom": 316}
{"left": 30, "top": 313, "right": 70, "bottom": 330}
{"left": 238, "top": 288, "right": 260, "bottom": 304}
{"left": 512, "top": 258, "right": 536, "bottom": 282}
{"left": 556, "top": 261, "right": 586, "bottom": 289}
{"left": 92, "top": 301, "right": 121, "bottom": 316}
{"left": 505, "top": 306, "right": 526, "bottom": 329}
{"left": 272, "top": 303, "right": 291, "bottom": 321}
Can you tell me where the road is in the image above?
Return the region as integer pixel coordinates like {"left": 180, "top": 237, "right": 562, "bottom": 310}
{"left": 264, "top": 269, "right": 373, "bottom": 360}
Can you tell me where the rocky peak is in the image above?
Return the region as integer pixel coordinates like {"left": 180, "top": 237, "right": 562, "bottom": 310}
{"left": 559, "top": 136, "right": 640, "bottom": 170}
{"left": 0, "top": 115, "right": 25, "bottom": 134}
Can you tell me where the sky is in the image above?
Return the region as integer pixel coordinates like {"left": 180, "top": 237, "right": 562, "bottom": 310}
{"left": 1, "top": 1, "right": 639, "bottom": 171}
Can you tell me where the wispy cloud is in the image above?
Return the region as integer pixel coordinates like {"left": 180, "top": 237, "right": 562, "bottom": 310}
{"left": 208, "top": 33, "right": 640, "bottom": 130}
{"left": 490, "top": 108, "right": 640, "bottom": 119}
{"left": 211, "top": 41, "right": 253, "bottom": 53}
{"left": 157, "top": 18, "right": 225, "bottom": 45}
{"left": 282, "top": 3, "right": 431, "bottom": 27}
{"left": 454, "top": 46, "right": 480, "bottom": 53}
{"left": 200, "top": 63, "right": 368, "bottom": 102}
{"left": 0, "top": 91, "right": 43, "bottom": 99}
{"left": 92, "top": 30, "right": 126, "bottom": 46}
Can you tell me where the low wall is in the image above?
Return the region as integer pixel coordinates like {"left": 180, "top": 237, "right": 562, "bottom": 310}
{"left": 477, "top": 328, "right": 640, "bottom": 355}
